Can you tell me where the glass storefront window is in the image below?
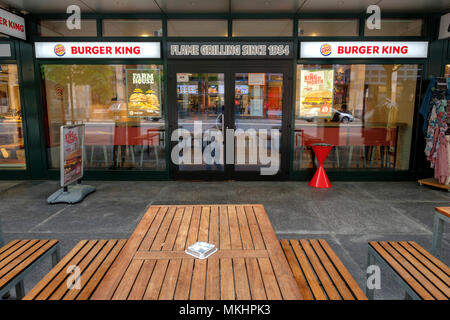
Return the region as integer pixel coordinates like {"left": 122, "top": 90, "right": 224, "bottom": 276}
{"left": 38, "top": 19, "right": 98, "bottom": 37}
{"left": 445, "top": 65, "right": 450, "bottom": 78}
{"left": 294, "top": 64, "right": 421, "bottom": 171}
{"left": 103, "top": 19, "right": 162, "bottom": 37}
{"left": 41, "top": 64, "right": 165, "bottom": 171}
{"left": 364, "top": 19, "right": 423, "bottom": 36}
{"left": 168, "top": 20, "right": 228, "bottom": 37}
{"left": 232, "top": 19, "right": 293, "bottom": 37}
{"left": 298, "top": 19, "right": 359, "bottom": 37}
{"left": 0, "top": 64, "right": 25, "bottom": 169}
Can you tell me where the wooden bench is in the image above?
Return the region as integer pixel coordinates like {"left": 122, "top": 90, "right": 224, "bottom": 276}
{"left": 23, "top": 239, "right": 126, "bottom": 300}
{"left": 280, "top": 239, "right": 367, "bottom": 300}
{"left": 0, "top": 239, "right": 60, "bottom": 299}
{"left": 432, "top": 207, "right": 450, "bottom": 258}
{"left": 367, "top": 241, "right": 450, "bottom": 300}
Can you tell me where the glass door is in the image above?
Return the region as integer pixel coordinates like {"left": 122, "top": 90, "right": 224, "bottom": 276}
{"left": 173, "top": 72, "right": 226, "bottom": 174}
{"left": 233, "top": 72, "right": 283, "bottom": 176}
{"left": 169, "top": 61, "right": 292, "bottom": 179}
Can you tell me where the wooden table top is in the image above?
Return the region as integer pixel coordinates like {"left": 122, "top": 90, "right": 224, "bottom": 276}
{"left": 435, "top": 207, "right": 450, "bottom": 218}
{"left": 91, "top": 204, "right": 303, "bottom": 300}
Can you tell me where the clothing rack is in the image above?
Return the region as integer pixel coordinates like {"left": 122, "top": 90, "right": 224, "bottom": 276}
{"left": 418, "top": 77, "right": 450, "bottom": 191}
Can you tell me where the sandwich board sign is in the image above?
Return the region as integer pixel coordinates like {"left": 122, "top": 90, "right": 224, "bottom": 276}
{"left": 47, "top": 124, "right": 95, "bottom": 204}
{"left": 60, "top": 124, "right": 84, "bottom": 186}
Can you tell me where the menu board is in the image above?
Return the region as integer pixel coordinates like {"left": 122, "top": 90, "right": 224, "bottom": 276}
{"left": 299, "top": 69, "right": 334, "bottom": 118}
{"left": 60, "top": 124, "right": 84, "bottom": 187}
{"left": 126, "top": 69, "right": 162, "bottom": 118}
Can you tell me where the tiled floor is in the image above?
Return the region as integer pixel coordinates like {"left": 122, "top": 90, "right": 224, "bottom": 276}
{"left": 0, "top": 180, "right": 449, "bottom": 300}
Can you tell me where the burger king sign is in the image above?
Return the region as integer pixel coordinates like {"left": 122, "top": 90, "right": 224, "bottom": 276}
{"left": 54, "top": 44, "right": 66, "bottom": 57}
{"left": 320, "top": 44, "right": 332, "bottom": 56}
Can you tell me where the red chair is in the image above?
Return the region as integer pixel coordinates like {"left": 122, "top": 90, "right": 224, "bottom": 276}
{"left": 362, "top": 127, "right": 398, "bottom": 168}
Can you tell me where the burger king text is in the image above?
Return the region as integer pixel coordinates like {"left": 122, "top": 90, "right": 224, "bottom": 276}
{"left": 337, "top": 45, "right": 408, "bottom": 55}
{"left": 71, "top": 45, "right": 141, "bottom": 55}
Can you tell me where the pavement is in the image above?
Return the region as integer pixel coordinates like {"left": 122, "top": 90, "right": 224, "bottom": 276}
{"left": 0, "top": 179, "right": 449, "bottom": 300}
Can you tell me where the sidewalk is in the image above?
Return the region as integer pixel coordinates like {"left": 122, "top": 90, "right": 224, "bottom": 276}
{"left": 0, "top": 180, "right": 449, "bottom": 300}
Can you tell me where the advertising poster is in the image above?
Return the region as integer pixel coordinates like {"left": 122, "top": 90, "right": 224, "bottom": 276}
{"left": 60, "top": 124, "right": 84, "bottom": 187}
{"left": 299, "top": 69, "right": 334, "bottom": 118}
{"left": 126, "top": 69, "right": 162, "bottom": 118}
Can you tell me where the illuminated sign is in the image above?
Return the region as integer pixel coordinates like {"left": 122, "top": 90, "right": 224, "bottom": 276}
{"left": 299, "top": 69, "right": 334, "bottom": 118}
{"left": 168, "top": 42, "right": 293, "bottom": 59}
{"left": 0, "top": 8, "right": 25, "bottom": 40}
{"left": 35, "top": 42, "right": 161, "bottom": 59}
{"left": 300, "top": 41, "right": 428, "bottom": 58}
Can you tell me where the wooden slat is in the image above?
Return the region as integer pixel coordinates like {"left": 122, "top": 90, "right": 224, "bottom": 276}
{"left": 50, "top": 240, "right": 108, "bottom": 300}
{"left": 91, "top": 206, "right": 161, "bottom": 300}
{"left": 252, "top": 205, "right": 302, "bottom": 300}
{"left": 435, "top": 207, "right": 450, "bottom": 218}
{"left": 0, "top": 240, "right": 58, "bottom": 289}
{"left": 173, "top": 206, "right": 193, "bottom": 250}
{"left": 379, "top": 242, "right": 446, "bottom": 300}
{"left": 399, "top": 242, "right": 450, "bottom": 285}
{"left": 299, "top": 239, "right": 340, "bottom": 300}
{"left": 244, "top": 206, "right": 265, "bottom": 250}
{"left": 280, "top": 240, "right": 313, "bottom": 300}
{"left": 150, "top": 206, "right": 176, "bottom": 251}
{"left": 190, "top": 259, "right": 207, "bottom": 299}
{"left": 318, "top": 239, "right": 367, "bottom": 300}
{"left": 138, "top": 207, "right": 169, "bottom": 251}
{"left": 127, "top": 259, "right": 157, "bottom": 300}
{"left": 219, "top": 206, "right": 231, "bottom": 250}
{"left": 24, "top": 240, "right": 89, "bottom": 300}
{"left": 245, "top": 258, "right": 266, "bottom": 300}
{"left": 144, "top": 259, "right": 170, "bottom": 299}
{"left": 258, "top": 258, "right": 282, "bottom": 300}
{"left": 220, "top": 258, "right": 235, "bottom": 300}
{"left": 408, "top": 242, "right": 450, "bottom": 277}
{"left": 0, "top": 240, "right": 21, "bottom": 258}
{"left": 309, "top": 239, "right": 354, "bottom": 300}
{"left": 65, "top": 240, "right": 120, "bottom": 300}
{"left": 228, "top": 206, "right": 242, "bottom": 250}
{"left": 233, "top": 258, "right": 251, "bottom": 299}
{"left": 162, "top": 207, "right": 185, "bottom": 251}
{"left": 35, "top": 240, "right": 97, "bottom": 300}
{"left": 369, "top": 241, "right": 434, "bottom": 300}
{"left": 173, "top": 259, "right": 194, "bottom": 300}
{"left": 134, "top": 249, "right": 268, "bottom": 260}
{"left": 206, "top": 207, "right": 219, "bottom": 300}
{"left": 236, "top": 206, "right": 253, "bottom": 250}
{"left": 290, "top": 239, "right": 326, "bottom": 300}
{"left": 186, "top": 206, "right": 202, "bottom": 247}
{"left": 112, "top": 260, "right": 144, "bottom": 300}
{"left": 391, "top": 242, "right": 450, "bottom": 298}
{"left": 0, "top": 240, "right": 40, "bottom": 274}
{"left": 158, "top": 260, "right": 182, "bottom": 300}
{"left": 76, "top": 240, "right": 127, "bottom": 300}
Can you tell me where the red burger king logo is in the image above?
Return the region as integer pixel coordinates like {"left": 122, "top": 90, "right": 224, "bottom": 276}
{"left": 54, "top": 44, "right": 66, "bottom": 57}
{"left": 320, "top": 43, "right": 332, "bottom": 56}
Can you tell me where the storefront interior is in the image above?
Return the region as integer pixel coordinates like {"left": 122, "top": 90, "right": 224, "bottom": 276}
{"left": 0, "top": 1, "right": 448, "bottom": 180}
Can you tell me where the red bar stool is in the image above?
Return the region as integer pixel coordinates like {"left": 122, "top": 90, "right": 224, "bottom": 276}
{"left": 309, "top": 143, "right": 333, "bottom": 188}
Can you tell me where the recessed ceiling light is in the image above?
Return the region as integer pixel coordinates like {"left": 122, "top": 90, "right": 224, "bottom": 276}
{"left": 190, "top": 1, "right": 196, "bottom": 6}
{"left": 264, "top": 1, "right": 271, "bottom": 5}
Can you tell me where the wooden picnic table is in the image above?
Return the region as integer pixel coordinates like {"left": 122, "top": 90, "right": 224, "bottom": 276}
{"left": 91, "top": 204, "right": 303, "bottom": 300}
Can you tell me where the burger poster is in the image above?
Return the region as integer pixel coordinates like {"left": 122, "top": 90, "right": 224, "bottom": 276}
{"left": 126, "top": 69, "right": 161, "bottom": 118}
{"left": 299, "top": 69, "right": 334, "bottom": 118}
{"left": 60, "top": 124, "right": 84, "bottom": 187}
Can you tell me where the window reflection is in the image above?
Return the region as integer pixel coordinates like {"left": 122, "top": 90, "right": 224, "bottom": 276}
{"left": 41, "top": 64, "right": 165, "bottom": 171}
{"left": 0, "top": 64, "right": 25, "bottom": 169}
{"left": 294, "top": 64, "right": 421, "bottom": 170}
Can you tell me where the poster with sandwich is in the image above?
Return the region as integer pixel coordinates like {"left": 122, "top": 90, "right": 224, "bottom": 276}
{"left": 299, "top": 69, "right": 334, "bottom": 119}
{"left": 126, "top": 69, "right": 162, "bottom": 118}
{"left": 60, "top": 124, "right": 84, "bottom": 187}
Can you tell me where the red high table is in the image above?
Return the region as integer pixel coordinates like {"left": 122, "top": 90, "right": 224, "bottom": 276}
{"left": 309, "top": 143, "right": 332, "bottom": 188}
